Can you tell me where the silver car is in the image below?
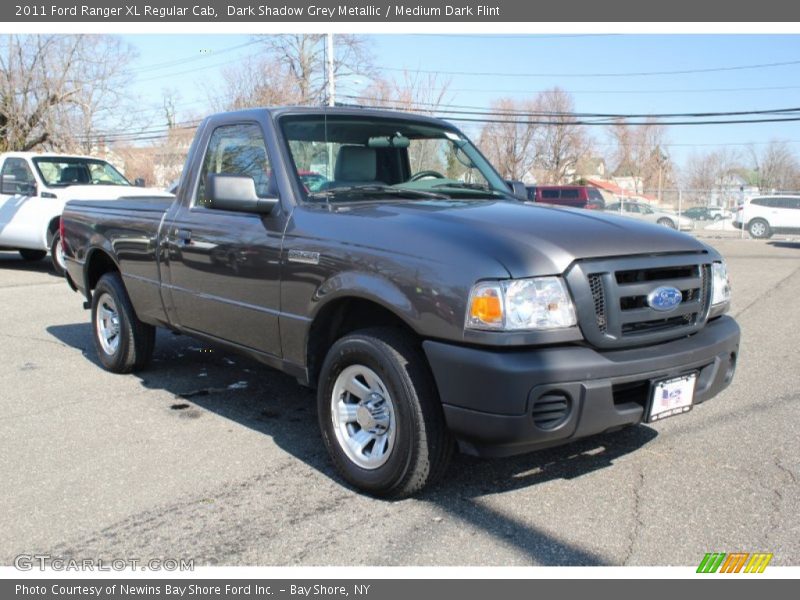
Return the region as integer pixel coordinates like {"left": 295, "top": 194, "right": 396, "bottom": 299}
{"left": 604, "top": 201, "right": 693, "bottom": 231}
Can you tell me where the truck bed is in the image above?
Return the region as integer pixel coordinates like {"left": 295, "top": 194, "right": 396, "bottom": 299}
{"left": 62, "top": 195, "right": 176, "bottom": 326}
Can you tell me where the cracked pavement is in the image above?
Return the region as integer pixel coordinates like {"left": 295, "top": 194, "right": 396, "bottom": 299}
{"left": 0, "top": 238, "right": 798, "bottom": 566}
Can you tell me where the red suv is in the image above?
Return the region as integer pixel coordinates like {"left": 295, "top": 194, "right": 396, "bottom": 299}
{"left": 526, "top": 185, "right": 606, "bottom": 210}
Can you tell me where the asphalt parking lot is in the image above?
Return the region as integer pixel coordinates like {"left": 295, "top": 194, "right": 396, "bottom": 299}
{"left": 1, "top": 236, "right": 798, "bottom": 567}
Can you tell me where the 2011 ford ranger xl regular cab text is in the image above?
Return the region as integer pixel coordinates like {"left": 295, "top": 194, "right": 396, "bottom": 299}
{"left": 61, "top": 107, "right": 740, "bottom": 497}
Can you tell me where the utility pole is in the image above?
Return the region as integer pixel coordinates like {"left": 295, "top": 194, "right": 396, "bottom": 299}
{"left": 326, "top": 33, "right": 335, "bottom": 107}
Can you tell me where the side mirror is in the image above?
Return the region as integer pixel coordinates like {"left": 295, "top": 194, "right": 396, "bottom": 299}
{"left": 207, "top": 174, "right": 277, "bottom": 214}
{"left": 505, "top": 180, "right": 528, "bottom": 200}
{"left": 134, "top": 178, "right": 146, "bottom": 187}
{"left": 1, "top": 175, "right": 35, "bottom": 196}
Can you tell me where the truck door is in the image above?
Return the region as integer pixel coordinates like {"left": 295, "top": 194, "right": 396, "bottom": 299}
{"left": 165, "top": 121, "right": 285, "bottom": 357}
{"left": 0, "top": 157, "right": 40, "bottom": 247}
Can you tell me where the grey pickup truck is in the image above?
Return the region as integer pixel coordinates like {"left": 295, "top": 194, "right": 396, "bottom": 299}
{"left": 62, "top": 107, "right": 740, "bottom": 497}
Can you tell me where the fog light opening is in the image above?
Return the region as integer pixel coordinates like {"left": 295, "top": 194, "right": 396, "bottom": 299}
{"left": 724, "top": 352, "right": 737, "bottom": 384}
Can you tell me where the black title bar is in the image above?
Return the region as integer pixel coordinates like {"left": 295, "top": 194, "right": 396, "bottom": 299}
{"left": 4, "top": 0, "right": 800, "bottom": 22}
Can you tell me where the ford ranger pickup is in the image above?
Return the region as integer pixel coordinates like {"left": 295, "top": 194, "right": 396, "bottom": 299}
{"left": 61, "top": 107, "right": 740, "bottom": 497}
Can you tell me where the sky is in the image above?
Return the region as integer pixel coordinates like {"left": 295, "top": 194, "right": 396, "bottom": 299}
{"left": 120, "top": 34, "right": 800, "bottom": 168}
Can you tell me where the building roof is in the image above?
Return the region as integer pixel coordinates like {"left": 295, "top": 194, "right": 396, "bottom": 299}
{"left": 586, "top": 178, "right": 657, "bottom": 202}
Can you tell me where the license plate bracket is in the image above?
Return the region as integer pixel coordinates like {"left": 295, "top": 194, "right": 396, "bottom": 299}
{"left": 647, "top": 373, "right": 697, "bottom": 423}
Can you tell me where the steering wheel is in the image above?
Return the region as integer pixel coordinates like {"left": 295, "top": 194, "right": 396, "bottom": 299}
{"left": 409, "top": 170, "right": 447, "bottom": 182}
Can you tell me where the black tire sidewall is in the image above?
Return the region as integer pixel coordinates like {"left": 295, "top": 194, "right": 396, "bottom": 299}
{"left": 91, "top": 274, "right": 134, "bottom": 372}
{"left": 658, "top": 218, "right": 676, "bottom": 229}
{"left": 318, "top": 336, "right": 420, "bottom": 495}
{"left": 50, "top": 231, "right": 65, "bottom": 276}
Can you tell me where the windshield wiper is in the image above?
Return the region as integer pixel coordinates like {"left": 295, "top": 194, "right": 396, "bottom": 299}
{"left": 432, "top": 181, "right": 514, "bottom": 198}
{"left": 308, "top": 184, "right": 449, "bottom": 202}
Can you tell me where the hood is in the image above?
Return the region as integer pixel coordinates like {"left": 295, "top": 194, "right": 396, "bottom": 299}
{"left": 48, "top": 185, "right": 173, "bottom": 201}
{"left": 315, "top": 199, "right": 713, "bottom": 277}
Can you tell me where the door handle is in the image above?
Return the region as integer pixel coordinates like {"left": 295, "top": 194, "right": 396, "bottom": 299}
{"left": 176, "top": 228, "right": 192, "bottom": 243}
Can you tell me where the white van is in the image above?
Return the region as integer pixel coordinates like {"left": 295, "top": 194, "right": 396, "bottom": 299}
{"left": 0, "top": 152, "right": 172, "bottom": 274}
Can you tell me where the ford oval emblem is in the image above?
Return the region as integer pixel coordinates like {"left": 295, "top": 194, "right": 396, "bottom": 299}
{"left": 647, "top": 286, "right": 683, "bottom": 312}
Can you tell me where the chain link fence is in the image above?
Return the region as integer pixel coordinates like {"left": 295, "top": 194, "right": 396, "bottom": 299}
{"left": 598, "top": 187, "right": 800, "bottom": 237}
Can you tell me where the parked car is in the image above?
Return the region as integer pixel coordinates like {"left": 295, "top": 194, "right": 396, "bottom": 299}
{"left": 732, "top": 195, "right": 800, "bottom": 239}
{"left": 605, "top": 200, "right": 693, "bottom": 231}
{"left": 61, "top": 107, "right": 739, "bottom": 497}
{"left": 683, "top": 207, "right": 714, "bottom": 221}
{"left": 706, "top": 206, "right": 730, "bottom": 220}
{"left": 525, "top": 185, "right": 606, "bottom": 210}
{"left": 0, "top": 152, "right": 171, "bottom": 275}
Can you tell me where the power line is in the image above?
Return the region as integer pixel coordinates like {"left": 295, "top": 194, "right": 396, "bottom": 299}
{"left": 377, "top": 58, "right": 800, "bottom": 79}
{"left": 342, "top": 94, "right": 800, "bottom": 119}
{"left": 366, "top": 84, "right": 800, "bottom": 96}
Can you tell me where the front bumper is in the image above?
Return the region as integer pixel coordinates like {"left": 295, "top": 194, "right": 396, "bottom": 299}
{"left": 423, "top": 315, "right": 740, "bottom": 457}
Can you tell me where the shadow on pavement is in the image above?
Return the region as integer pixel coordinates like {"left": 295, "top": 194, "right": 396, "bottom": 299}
{"left": 0, "top": 251, "right": 59, "bottom": 276}
{"left": 47, "top": 321, "right": 657, "bottom": 565}
{"left": 768, "top": 241, "right": 800, "bottom": 250}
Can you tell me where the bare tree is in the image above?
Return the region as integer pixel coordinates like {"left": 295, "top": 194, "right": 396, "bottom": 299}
{"left": 257, "top": 34, "right": 374, "bottom": 105}
{"left": 209, "top": 55, "right": 304, "bottom": 111}
{"left": 0, "top": 35, "right": 136, "bottom": 153}
{"left": 748, "top": 140, "right": 800, "bottom": 192}
{"left": 477, "top": 98, "right": 539, "bottom": 181}
{"left": 533, "top": 88, "right": 593, "bottom": 184}
{"left": 607, "top": 118, "right": 670, "bottom": 193}
{"left": 210, "top": 34, "right": 373, "bottom": 110}
{"left": 683, "top": 148, "right": 743, "bottom": 191}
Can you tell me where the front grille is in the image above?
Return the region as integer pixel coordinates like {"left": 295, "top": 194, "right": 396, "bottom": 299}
{"left": 588, "top": 274, "right": 607, "bottom": 334}
{"left": 567, "top": 254, "right": 712, "bottom": 349}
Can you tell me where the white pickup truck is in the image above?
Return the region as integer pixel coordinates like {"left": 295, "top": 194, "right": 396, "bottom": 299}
{"left": 0, "top": 152, "right": 171, "bottom": 274}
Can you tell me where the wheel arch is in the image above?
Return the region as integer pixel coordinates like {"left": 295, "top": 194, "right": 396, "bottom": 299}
{"left": 305, "top": 289, "right": 421, "bottom": 389}
{"left": 83, "top": 247, "right": 122, "bottom": 302}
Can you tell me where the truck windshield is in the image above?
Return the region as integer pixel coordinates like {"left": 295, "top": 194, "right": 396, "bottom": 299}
{"left": 33, "top": 157, "right": 131, "bottom": 187}
{"left": 279, "top": 114, "right": 511, "bottom": 202}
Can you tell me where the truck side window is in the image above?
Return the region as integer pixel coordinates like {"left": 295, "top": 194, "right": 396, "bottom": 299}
{"left": 195, "top": 123, "right": 272, "bottom": 208}
{"left": 1, "top": 158, "right": 36, "bottom": 195}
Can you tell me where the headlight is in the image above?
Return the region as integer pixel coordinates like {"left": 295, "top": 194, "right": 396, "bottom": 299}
{"left": 711, "top": 261, "right": 731, "bottom": 306}
{"left": 467, "top": 276, "right": 577, "bottom": 331}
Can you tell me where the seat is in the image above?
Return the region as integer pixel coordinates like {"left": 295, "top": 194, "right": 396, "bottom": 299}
{"left": 59, "top": 166, "right": 90, "bottom": 184}
{"left": 328, "top": 146, "right": 382, "bottom": 188}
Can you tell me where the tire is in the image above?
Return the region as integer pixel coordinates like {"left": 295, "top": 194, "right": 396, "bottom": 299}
{"left": 748, "top": 218, "right": 772, "bottom": 239}
{"left": 18, "top": 249, "right": 47, "bottom": 261}
{"left": 657, "top": 217, "right": 677, "bottom": 229}
{"left": 50, "top": 231, "right": 66, "bottom": 276}
{"left": 91, "top": 272, "right": 156, "bottom": 373}
{"left": 713, "top": 214, "right": 722, "bottom": 221}
{"left": 317, "top": 327, "right": 454, "bottom": 498}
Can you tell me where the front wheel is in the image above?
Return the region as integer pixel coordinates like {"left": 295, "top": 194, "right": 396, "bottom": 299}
{"left": 317, "top": 328, "right": 453, "bottom": 498}
{"left": 91, "top": 272, "right": 155, "bottom": 373}
{"left": 19, "top": 249, "right": 47, "bottom": 261}
{"left": 657, "top": 217, "right": 677, "bottom": 229}
{"left": 50, "top": 231, "right": 66, "bottom": 276}
{"left": 748, "top": 218, "right": 772, "bottom": 239}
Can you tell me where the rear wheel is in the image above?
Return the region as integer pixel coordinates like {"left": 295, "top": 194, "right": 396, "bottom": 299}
{"left": 91, "top": 272, "right": 155, "bottom": 373}
{"left": 657, "top": 217, "right": 677, "bottom": 229}
{"left": 317, "top": 327, "right": 453, "bottom": 498}
{"left": 18, "top": 249, "right": 47, "bottom": 261}
{"left": 748, "top": 218, "right": 772, "bottom": 239}
{"left": 50, "top": 231, "right": 66, "bottom": 276}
